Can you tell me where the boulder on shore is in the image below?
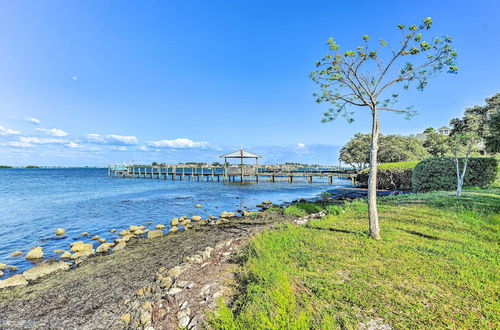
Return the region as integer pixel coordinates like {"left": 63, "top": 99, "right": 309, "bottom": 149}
{"left": 220, "top": 211, "right": 235, "bottom": 218}
{"left": 169, "top": 226, "right": 179, "bottom": 233}
{"left": 171, "top": 218, "right": 179, "bottom": 226}
{"left": 0, "top": 274, "right": 28, "bottom": 289}
{"left": 96, "top": 243, "right": 114, "bottom": 253}
{"left": 70, "top": 242, "right": 93, "bottom": 253}
{"left": 195, "top": 204, "right": 202, "bottom": 208}
{"left": 191, "top": 216, "right": 201, "bottom": 221}
{"left": 71, "top": 249, "right": 94, "bottom": 260}
{"left": 155, "top": 224, "right": 165, "bottom": 229}
{"left": 25, "top": 247, "right": 44, "bottom": 260}
{"left": 119, "top": 234, "right": 134, "bottom": 242}
{"left": 147, "top": 230, "right": 164, "bottom": 239}
{"left": 90, "top": 235, "right": 100, "bottom": 240}
{"left": 129, "top": 225, "right": 140, "bottom": 231}
{"left": 23, "top": 261, "right": 70, "bottom": 281}
{"left": 0, "top": 263, "right": 6, "bottom": 270}
{"left": 61, "top": 251, "right": 72, "bottom": 259}
{"left": 0, "top": 270, "right": 3, "bottom": 277}
{"left": 55, "top": 228, "right": 65, "bottom": 236}
{"left": 113, "top": 242, "right": 126, "bottom": 251}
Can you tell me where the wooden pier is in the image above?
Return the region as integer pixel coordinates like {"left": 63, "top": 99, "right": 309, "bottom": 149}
{"left": 108, "top": 164, "right": 358, "bottom": 184}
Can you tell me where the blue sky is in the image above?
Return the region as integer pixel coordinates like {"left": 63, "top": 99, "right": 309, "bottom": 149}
{"left": 0, "top": 0, "right": 498, "bottom": 166}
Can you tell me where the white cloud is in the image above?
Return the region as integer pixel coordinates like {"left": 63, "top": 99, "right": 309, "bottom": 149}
{"left": 25, "top": 117, "right": 41, "bottom": 125}
{"left": 110, "top": 146, "right": 128, "bottom": 151}
{"left": 138, "top": 145, "right": 150, "bottom": 152}
{"left": 0, "top": 141, "right": 33, "bottom": 148}
{"left": 36, "top": 128, "right": 69, "bottom": 137}
{"left": 72, "top": 76, "right": 78, "bottom": 80}
{"left": 86, "top": 133, "right": 138, "bottom": 146}
{"left": 0, "top": 125, "right": 21, "bottom": 136}
{"left": 297, "top": 143, "right": 306, "bottom": 149}
{"left": 19, "top": 136, "right": 68, "bottom": 144}
{"left": 66, "top": 142, "right": 81, "bottom": 148}
{"left": 147, "top": 138, "right": 211, "bottom": 149}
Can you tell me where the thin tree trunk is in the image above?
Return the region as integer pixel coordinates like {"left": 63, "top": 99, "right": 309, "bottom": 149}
{"left": 367, "top": 108, "right": 381, "bottom": 240}
{"left": 454, "top": 150, "right": 462, "bottom": 197}
{"left": 457, "top": 142, "right": 472, "bottom": 197}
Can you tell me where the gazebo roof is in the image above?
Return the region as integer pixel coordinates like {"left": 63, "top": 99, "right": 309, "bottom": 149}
{"left": 220, "top": 149, "right": 262, "bottom": 159}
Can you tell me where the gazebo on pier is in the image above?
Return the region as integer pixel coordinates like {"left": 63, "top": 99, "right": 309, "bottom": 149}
{"left": 220, "top": 148, "right": 262, "bottom": 182}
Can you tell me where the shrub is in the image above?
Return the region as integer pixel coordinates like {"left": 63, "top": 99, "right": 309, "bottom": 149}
{"left": 325, "top": 205, "right": 343, "bottom": 215}
{"left": 357, "top": 161, "right": 418, "bottom": 190}
{"left": 283, "top": 202, "right": 323, "bottom": 217}
{"left": 412, "top": 157, "right": 498, "bottom": 192}
{"left": 283, "top": 205, "right": 307, "bottom": 217}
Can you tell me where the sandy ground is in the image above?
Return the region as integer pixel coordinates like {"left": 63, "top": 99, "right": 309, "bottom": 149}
{"left": 0, "top": 212, "right": 292, "bottom": 330}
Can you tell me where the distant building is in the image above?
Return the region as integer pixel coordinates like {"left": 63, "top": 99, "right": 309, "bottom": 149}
{"left": 437, "top": 126, "right": 451, "bottom": 135}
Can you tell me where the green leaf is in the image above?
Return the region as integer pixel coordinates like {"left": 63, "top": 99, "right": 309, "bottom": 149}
{"left": 423, "top": 17, "right": 433, "bottom": 30}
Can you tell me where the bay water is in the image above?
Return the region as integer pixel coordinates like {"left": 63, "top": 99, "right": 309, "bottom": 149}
{"left": 0, "top": 168, "right": 351, "bottom": 276}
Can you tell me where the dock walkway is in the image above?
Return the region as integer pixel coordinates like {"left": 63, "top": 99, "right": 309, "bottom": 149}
{"left": 108, "top": 164, "right": 357, "bottom": 184}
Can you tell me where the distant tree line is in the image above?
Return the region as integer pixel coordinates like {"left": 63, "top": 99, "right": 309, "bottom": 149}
{"left": 339, "top": 133, "right": 428, "bottom": 170}
{"left": 340, "top": 93, "right": 499, "bottom": 172}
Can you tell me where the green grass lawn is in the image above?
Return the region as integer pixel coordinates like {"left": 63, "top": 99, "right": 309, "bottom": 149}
{"left": 209, "top": 189, "right": 500, "bottom": 329}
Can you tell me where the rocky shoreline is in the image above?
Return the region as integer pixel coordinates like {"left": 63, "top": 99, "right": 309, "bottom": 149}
{"left": 0, "top": 187, "right": 379, "bottom": 329}
{"left": 0, "top": 205, "right": 297, "bottom": 329}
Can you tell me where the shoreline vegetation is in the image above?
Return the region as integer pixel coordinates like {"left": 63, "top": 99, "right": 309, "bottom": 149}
{"left": 209, "top": 187, "right": 499, "bottom": 329}
{"left": 1, "top": 184, "right": 498, "bottom": 328}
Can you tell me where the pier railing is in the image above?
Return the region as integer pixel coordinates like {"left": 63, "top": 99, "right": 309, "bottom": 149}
{"left": 107, "top": 163, "right": 358, "bottom": 184}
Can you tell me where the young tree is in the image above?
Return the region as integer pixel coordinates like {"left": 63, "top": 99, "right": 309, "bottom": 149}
{"left": 449, "top": 113, "right": 481, "bottom": 197}
{"left": 310, "top": 17, "right": 457, "bottom": 239}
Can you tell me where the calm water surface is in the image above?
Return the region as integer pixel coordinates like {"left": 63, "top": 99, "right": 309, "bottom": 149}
{"left": 0, "top": 168, "right": 351, "bottom": 275}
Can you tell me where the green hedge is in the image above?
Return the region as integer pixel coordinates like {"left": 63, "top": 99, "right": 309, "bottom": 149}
{"left": 357, "top": 161, "right": 418, "bottom": 190}
{"left": 412, "top": 157, "right": 498, "bottom": 192}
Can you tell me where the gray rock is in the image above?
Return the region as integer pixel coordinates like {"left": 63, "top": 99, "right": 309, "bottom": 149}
{"left": 23, "top": 261, "right": 70, "bottom": 281}
{"left": 168, "top": 287, "right": 183, "bottom": 296}
{"left": 179, "top": 316, "right": 190, "bottom": 328}
{"left": 0, "top": 274, "right": 28, "bottom": 289}
{"left": 200, "top": 284, "right": 211, "bottom": 295}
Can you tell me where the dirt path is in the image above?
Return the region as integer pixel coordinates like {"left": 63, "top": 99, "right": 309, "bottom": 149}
{"left": 0, "top": 212, "right": 292, "bottom": 329}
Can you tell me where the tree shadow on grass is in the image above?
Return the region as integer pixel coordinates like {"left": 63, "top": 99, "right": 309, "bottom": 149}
{"left": 397, "top": 228, "right": 440, "bottom": 240}
{"left": 306, "top": 226, "right": 360, "bottom": 235}
{"left": 396, "top": 227, "right": 461, "bottom": 244}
